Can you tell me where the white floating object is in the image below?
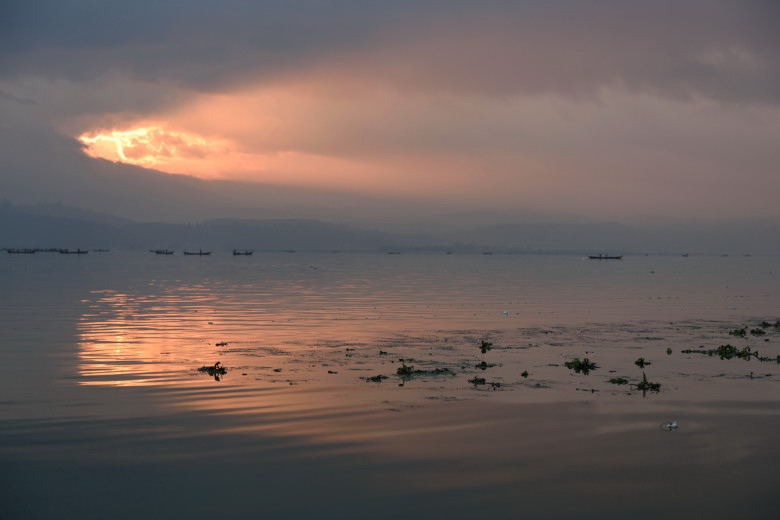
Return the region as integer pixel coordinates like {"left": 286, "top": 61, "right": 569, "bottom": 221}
{"left": 661, "top": 421, "right": 678, "bottom": 431}
{"left": 503, "top": 311, "right": 508, "bottom": 316}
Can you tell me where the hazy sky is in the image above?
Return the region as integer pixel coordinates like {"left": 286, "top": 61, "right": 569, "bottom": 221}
{"left": 1, "top": 0, "right": 779, "bottom": 222}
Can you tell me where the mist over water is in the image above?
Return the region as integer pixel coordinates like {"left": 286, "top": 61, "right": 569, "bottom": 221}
{"left": 1, "top": 252, "right": 778, "bottom": 519}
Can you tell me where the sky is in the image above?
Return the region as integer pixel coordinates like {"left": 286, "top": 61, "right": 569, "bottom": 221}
{"left": 1, "top": 0, "right": 779, "bottom": 224}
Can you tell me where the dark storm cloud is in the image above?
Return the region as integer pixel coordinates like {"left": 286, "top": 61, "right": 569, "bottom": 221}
{"left": 2, "top": 0, "right": 779, "bottom": 104}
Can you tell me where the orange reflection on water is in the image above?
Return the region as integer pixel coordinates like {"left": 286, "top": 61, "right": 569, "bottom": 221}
{"left": 77, "top": 289, "right": 232, "bottom": 387}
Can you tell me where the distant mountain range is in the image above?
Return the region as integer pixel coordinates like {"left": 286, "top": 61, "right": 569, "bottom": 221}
{"left": 2, "top": 201, "right": 779, "bottom": 255}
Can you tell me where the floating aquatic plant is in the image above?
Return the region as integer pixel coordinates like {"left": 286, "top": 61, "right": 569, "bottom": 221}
{"left": 197, "top": 361, "right": 227, "bottom": 380}
{"left": 750, "top": 328, "right": 766, "bottom": 336}
{"left": 475, "top": 361, "right": 496, "bottom": 370}
{"left": 682, "top": 344, "right": 762, "bottom": 360}
{"left": 634, "top": 372, "right": 660, "bottom": 392}
{"left": 729, "top": 328, "right": 747, "bottom": 338}
{"left": 480, "top": 341, "right": 493, "bottom": 354}
{"left": 521, "top": 370, "right": 529, "bottom": 378}
{"left": 397, "top": 361, "right": 414, "bottom": 377}
{"left": 609, "top": 377, "right": 629, "bottom": 385}
{"left": 635, "top": 357, "right": 650, "bottom": 368}
{"left": 564, "top": 358, "right": 598, "bottom": 374}
{"left": 396, "top": 359, "right": 455, "bottom": 379}
{"left": 365, "top": 374, "right": 388, "bottom": 382}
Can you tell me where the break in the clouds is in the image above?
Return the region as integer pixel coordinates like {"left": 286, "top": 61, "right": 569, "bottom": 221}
{"left": 1, "top": 0, "right": 779, "bottom": 221}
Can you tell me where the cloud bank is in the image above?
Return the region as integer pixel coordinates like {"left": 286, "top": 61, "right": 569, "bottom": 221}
{"left": 1, "top": 0, "right": 779, "bottom": 221}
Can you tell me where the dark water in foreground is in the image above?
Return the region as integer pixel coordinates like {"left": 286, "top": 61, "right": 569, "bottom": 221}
{"left": 1, "top": 252, "right": 778, "bottom": 519}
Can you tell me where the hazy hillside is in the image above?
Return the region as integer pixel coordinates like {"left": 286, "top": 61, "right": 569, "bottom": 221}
{"left": 1, "top": 202, "right": 778, "bottom": 254}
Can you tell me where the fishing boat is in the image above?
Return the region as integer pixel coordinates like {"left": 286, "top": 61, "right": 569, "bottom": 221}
{"left": 232, "top": 249, "right": 253, "bottom": 256}
{"left": 184, "top": 249, "right": 211, "bottom": 255}
{"left": 150, "top": 249, "right": 174, "bottom": 255}
{"left": 588, "top": 254, "right": 623, "bottom": 260}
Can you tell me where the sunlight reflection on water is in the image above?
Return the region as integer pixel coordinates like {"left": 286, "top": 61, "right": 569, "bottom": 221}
{"left": 2, "top": 251, "right": 780, "bottom": 519}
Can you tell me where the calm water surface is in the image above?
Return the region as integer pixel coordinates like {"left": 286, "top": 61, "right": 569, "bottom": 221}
{"left": 1, "top": 252, "right": 778, "bottom": 519}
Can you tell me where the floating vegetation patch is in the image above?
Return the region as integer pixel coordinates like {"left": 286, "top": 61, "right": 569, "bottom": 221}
{"left": 396, "top": 359, "right": 455, "bottom": 379}
{"left": 634, "top": 372, "right": 660, "bottom": 392}
{"left": 215, "top": 341, "right": 228, "bottom": 347}
{"left": 197, "top": 362, "right": 227, "bottom": 380}
{"left": 681, "top": 344, "right": 772, "bottom": 361}
{"left": 521, "top": 370, "right": 529, "bottom": 378}
{"left": 468, "top": 377, "right": 501, "bottom": 389}
{"left": 666, "top": 348, "right": 673, "bottom": 355}
{"left": 750, "top": 328, "right": 766, "bottom": 336}
{"left": 475, "top": 361, "right": 496, "bottom": 370}
{"left": 480, "top": 341, "right": 493, "bottom": 354}
{"left": 609, "top": 377, "right": 629, "bottom": 385}
{"left": 729, "top": 328, "right": 747, "bottom": 338}
{"left": 635, "top": 357, "right": 650, "bottom": 368}
{"left": 564, "top": 358, "right": 598, "bottom": 374}
{"left": 365, "top": 374, "right": 388, "bottom": 382}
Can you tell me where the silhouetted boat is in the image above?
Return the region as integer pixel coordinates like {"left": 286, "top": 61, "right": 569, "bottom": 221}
{"left": 150, "top": 249, "right": 174, "bottom": 255}
{"left": 233, "top": 250, "right": 253, "bottom": 255}
{"left": 7, "top": 248, "right": 36, "bottom": 254}
{"left": 588, "top": 254, "right": 623, "bottom": 260}
{"left": 184, "top": 250, "right": 211, "bottom": 255}
{"left": 59, "top": 249, "right": 89, "bottom": 255}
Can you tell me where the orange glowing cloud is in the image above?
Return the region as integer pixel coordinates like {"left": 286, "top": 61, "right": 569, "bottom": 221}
{"left": 78, "top": 125, "right": 236, "bottom": 179}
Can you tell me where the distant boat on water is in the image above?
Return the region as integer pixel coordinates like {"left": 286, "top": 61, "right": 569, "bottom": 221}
{"left": 59, "top": 249, "right": 89, "bottom": 255}
{"left": 7, "top": 248, "right": 36, "bottom": 254}
{"left": 588, "top": 254, "right": 623, "bottom": 260}
{"left": 233, "top": 250, "right": 253, "bottom": 255}
{"left": 151, "top": 249, "right": 174, "bottom": 255}
{"left": 184, "top": 250, "right": 211, "bottom": 255}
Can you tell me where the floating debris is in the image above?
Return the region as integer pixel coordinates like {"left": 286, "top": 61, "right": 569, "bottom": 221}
{"left": 660, "top": 421, "right": 678, "bottom": 432}
{"left": 215, "top": 341, "right": 228, "bottom": 347}
{"left": 365, "top": 374, "right": 388, "bottom": 382}
{"left": 475, "top": 361, "right": 496, "bottom": 370}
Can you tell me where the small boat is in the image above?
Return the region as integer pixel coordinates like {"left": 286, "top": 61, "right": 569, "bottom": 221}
{"left": 588, "top": 254, "right": 623, "bottom": 260}
{"left": 150, "top": 249, "right": 174, "bottom": 255}
{"left": 232, "top": 249, "right": 253, "bottom": 256}
{"left": 7, "top": 248, "right": 36, "bottom": 254}
{"left": 59, "top": 249, "right": 89, "bottom": 254}
{"left": 184, "top": 249, "right": 211, "bottom": 255}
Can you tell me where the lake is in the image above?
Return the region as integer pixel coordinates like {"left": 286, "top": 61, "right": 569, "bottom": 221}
{"left": 1, "top": 251, "right": 778, "bottom": 519}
